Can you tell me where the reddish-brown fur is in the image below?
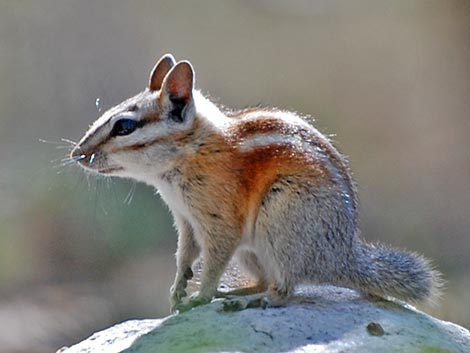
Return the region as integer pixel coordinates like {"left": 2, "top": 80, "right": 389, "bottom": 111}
{"left": 162, "top": 114, "right": 333, "bottom": 233}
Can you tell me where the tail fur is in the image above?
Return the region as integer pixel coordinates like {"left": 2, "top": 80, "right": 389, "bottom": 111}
{"left": 350, "top": 243, "right": 443, "bottom": 305}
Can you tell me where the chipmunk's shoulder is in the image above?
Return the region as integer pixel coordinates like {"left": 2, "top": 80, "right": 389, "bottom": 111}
{"left": 223, "top": 106, "right": 320, "bottom": 144}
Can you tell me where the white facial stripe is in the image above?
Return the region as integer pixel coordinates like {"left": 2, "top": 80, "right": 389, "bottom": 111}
{"left": 78, "top": 116, "right": 112, "bottom": 150}
{"left": 78, "top": 93, "right": 157, "bottom": 150}
{"left": 107, "top": 117, "right": 197, "bottom": 153}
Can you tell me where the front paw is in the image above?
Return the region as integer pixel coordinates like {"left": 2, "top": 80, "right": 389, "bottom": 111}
{"left": 170, "top": 286, "right": 187, "bottom": 311}
{"left": 170, "top": 281, "right": 189, "bottom": 311}
{"left": 173, "top": 292, "right": 212, "bottom": 313}
{"left": 169, "top": 267, "right": 194, "bottom": 310}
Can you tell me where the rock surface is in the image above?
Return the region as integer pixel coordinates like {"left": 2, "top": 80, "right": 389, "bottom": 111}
{"left": 62, "top": 286, "right": 470, "bottom": 353}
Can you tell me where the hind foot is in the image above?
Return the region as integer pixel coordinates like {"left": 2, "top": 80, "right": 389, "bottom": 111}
{"left": 222, "top": 286, "right": 289, "bottom": 312}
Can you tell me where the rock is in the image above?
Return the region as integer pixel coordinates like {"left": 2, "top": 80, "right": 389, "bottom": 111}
{"left": 61, "top": 286, "right": 470, "bottom": 353}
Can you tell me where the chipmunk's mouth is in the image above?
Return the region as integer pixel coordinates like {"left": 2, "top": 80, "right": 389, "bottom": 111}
{"left": 70, "top": 147, "right": 123, "bottom": 175}
{"left": 98, "top": 166, "right": 124, "bottom": 174}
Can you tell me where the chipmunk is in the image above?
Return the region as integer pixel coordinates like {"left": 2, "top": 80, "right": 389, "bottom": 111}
{"left": 71, "top": 53, "right": 442, "bottom": 312}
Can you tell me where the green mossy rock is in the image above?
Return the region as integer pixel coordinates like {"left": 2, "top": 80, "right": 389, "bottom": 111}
{"left": 62, "top": 286, "right": 470, "bottom": 353}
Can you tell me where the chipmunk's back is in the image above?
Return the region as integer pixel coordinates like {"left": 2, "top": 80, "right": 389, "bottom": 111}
{"left": 227, "top": 108, "right": 358, "bottom": 226}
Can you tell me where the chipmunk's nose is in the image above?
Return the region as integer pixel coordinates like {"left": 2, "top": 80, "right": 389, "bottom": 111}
{"left": 70, "top": 146, "right": 86, "bottom": 162}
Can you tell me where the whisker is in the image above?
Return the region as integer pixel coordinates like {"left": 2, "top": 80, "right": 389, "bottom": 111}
{"left": 100, "top": 203, "right": 108, "bottom": 216}
{"left": 85, "top": 173, "right": 91, "bottom": 190}
{"left": 39, "top": 138, "right": 77, "bottom": 149}
{"left": 92, "top": 178, "right": 99, "bottom": 223}
{"left": 72, "top": 154, "right": 86, "bottom": 162}
{"left": 60, "top": 138, "right": 78, "bottom": 146}
{"left": 53, "top": 159, "right": 76, "bottom": 168}
{"left": 107, "top": 178, "right": 120, "bottom": 206}
{"left": 94, "top": 177, "right": 108, "bottom": 216}
{"left": 73, "top": 171, "right": 87, "bottom": 192}
{"left": 41, "top": 138, "right": 77, "bottom": 169}
{"left": 124, "top": 181, "right": 137, "bottom": 205}
{"left": 50, "top": 153, "right": 76, "bottom": 166}
{"left": 50, "top": 157, "right": 62, "bottom": 164}
{"left": 55, "top": 145, "right": 75, "bottom": 150}
{"left": 50, "top": 156, "right": 69, "bottom": 165}
{"left": 52, "top": 158, "right": 76, "bottom": 174}
{"left": 39, "top": 138, "right": 66, "bottom": 145}
{"left": 55, "top": 164, "right": 74, "bottom": 174}
{"left": 98, "top": 178, "right": 109, "bottom": 216}
{"left": 105, "top": 177, "right": 113, "bottom": 190}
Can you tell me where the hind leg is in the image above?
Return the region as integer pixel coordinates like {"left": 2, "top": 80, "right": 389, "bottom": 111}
{"left": 222, "top": 179, "right": 312, "bottom": 311}
{"left": 222, "top": 247, "right": 295, "bottom": 311}
{"left": 224, "top": 250, "right": 268, "bottom": 296}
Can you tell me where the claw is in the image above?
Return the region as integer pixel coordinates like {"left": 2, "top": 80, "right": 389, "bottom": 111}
{"left": 170, "top": 274, "right": 191, "bottom": 310}
{"left": 173, "top": 295, "right": 212, "bottom": 313}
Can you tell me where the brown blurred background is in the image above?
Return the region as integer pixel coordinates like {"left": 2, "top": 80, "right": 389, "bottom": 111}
{"left": 0, "top": 1, "right": 469, "bottom": 352}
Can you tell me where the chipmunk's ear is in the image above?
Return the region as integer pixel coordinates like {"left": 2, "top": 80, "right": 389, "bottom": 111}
{"left": 160, "top": 61, "right": 195, "bottom": 122}
{"left": 161, "top": 61, "right": 194, "bottom": 104}
{"left": 149, "top": 54, "right": 176, "bottom": 91}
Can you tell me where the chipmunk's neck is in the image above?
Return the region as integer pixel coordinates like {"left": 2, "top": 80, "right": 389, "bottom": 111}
{"left": 193, "top": 90, "right": 231, "bottom": 130}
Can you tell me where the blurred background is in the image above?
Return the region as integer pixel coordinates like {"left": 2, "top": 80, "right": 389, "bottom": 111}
{"left": 0, "top": 0, "right": 469, "bottom": 352}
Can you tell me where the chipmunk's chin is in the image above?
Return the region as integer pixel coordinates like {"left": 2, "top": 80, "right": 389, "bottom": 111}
{"left": 97, "top": 166, "right": 124, "bottom": 175}
{"left": 74, "top": 161, "right": 124, "bottom": 176}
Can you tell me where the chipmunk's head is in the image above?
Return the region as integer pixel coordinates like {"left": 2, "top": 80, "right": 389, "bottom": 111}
{"left": 71, "top": 54, "right": 199, "bottom": 182}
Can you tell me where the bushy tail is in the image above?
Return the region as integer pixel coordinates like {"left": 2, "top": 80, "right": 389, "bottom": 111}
{"left": 350, "top": 243, "right": 443, "bottom": 305}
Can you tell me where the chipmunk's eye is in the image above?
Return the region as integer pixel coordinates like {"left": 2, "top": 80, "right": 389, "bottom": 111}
{"left": 111, "top": 119, "right": 138, "bottom": 137}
